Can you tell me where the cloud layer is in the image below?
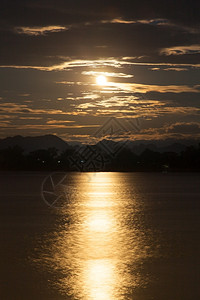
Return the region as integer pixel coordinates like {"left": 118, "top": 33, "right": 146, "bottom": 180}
{"left": 0, "top": 0, "right": 199, "bottom": 141}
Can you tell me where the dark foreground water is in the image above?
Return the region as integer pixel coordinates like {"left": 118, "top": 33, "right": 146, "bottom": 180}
{"left": 0, "top": 172, "right": 200, "bottom": 300}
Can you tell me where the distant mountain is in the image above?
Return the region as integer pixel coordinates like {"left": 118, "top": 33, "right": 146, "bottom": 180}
{"left": 78, "top": 138, "right": 199, "bottom": 156}
{"left": 159, "top": 143, "right": 188, "bottom": 153}
{"left": 127, "top": 139, "right": 199, "bottom": 154}
{"left": 0, "top": 135, "right": 199, "bottom": 155}
{"left": 0, "top": 135, "right": 69, "bottom": 153}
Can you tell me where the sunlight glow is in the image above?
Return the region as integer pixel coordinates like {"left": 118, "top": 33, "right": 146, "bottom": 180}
{"left": 96, "top": 75, "right": 107, "bottom": 86}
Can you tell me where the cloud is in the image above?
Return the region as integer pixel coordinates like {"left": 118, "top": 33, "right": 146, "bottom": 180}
{"left": 150, "top": 67, "right": 189, "bottom": 71}
{"left": 19, "top": 93, "right": 31, "bottom": 97}
{"left": 1, "top": 1, "right": 200, "bottom": 67}
{"left": 108, "top": 82, "right": 200, "bottom": 94}
{"left": 150, "top": 67, "right": 160, "bottom": 71}
{"left": 134, "top": 121, "right": 200, "bottom": 140}
{"left": 14, "top": 25, "right": 68, "bottom": 36}
{"left": 57, "top": 80, "right": 200, "bottom": 94}
{"left": 166, "top": 122, "right": 200, "bottom": 134}
{"left": 56, "top": 59, "right": 132, "bottom": 69}
{"left": 2, "top": 0, "right": 200, "bottom": 27}
{"left": 126, "top": 62, "right": 200, "bottom": 68}
{"left": 0, "top": 58, "right": 135, "bottom": 71}
{"left": 58, "top": 134, "right": 96, "bottom": 143}
{"left": 82, "top": 71, "right": 134, "bottom": 78}
{"left": 7, "top": 124, "right": 99, "bottom": 130}
{"left": 0, "top": 0, "right": 200, "bottom": 141}
{"left": 103, "top": 18, "right": 168, "bottom": 25}
{"left": 71, "top": 91, "right": 200, "bottom": 120}
{"left": 46, "top": 120, "right": 75, "bottom": 124}
{"left": 163, "top": 67, "right": 189, "bottom": 72}
{"left": 103, "top": 18, "right": 136, "bottom": 24}
{"left": 161, "top": 45, "right": 200, "bottom": 56}
{"left": 0, "top": 102, "right": 64, "bottom": 115}
{"left": 1, "top": 59, "right": 200, "bottom": 72}
{"left": 101, "top": 18, "right": 200, "bottom": 35}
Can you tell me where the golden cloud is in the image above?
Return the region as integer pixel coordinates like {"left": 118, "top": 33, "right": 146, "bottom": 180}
{"left": 82, "top": 71, "right": 133, "bottom": 78}
{"left": 161, "top": 45, "right": 200, "bottom": 56}
{"left": 1, "top": 59, "right": 200, "bottom": 71}
{"left": 15, "top": 25, "right": 68, "bottom": 36}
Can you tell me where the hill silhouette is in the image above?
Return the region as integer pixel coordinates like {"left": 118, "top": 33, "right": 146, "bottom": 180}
{"left": 0, "top": 134, "right": 69, "bottom": 153}
{"left": 0, "top": 135, "right": 200, "bottom": 171}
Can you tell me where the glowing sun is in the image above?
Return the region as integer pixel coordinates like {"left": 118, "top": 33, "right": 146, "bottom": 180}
{"left": 96, "top": 75, "right": 107, "bottom": 86}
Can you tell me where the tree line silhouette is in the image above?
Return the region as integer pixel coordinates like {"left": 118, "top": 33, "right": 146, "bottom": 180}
{"left": 0, "top": 143, "right": 200, "bottom": 172}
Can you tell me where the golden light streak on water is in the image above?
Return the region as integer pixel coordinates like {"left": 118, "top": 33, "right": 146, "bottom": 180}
{"left": 42, "top": 173, "right": 149, "bottom": 299}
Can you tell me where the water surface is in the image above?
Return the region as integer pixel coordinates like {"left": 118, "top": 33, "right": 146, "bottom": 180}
{"left": 0, "top": 172, "right": 200, "bottom": 299}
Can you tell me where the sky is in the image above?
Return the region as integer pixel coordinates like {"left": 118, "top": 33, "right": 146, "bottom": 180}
{"left": 0, "top": 0, "right": 200, "bottom": 143}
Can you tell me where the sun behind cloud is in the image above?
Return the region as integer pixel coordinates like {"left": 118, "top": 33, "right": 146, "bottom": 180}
{"left": 96, "top": 75, "right": 107, "bottom": 86}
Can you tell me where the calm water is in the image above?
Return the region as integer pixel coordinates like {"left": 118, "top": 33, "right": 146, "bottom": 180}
{"left": 0, "top": 172, "right": 200, "bottom": 300}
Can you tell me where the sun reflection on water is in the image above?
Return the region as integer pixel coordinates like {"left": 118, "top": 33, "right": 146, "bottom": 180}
{"left": 86, "top": 212, "right": 112, "bottom": 232}
{"left": 83, "top": 259, "right": 117, "bottom": 300}
{"left": 43, "top": 173, "right": 149, "bottom": 299}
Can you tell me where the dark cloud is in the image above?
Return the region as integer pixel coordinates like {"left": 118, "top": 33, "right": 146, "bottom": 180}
{"left": 1, "top": 21, "right": 200, "bottom": 66}
{"left": 0, "top": 0, "right": 199, "bottom": 66}
{"left": 1, "top": 0, "right": 200, "bottom": 26}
